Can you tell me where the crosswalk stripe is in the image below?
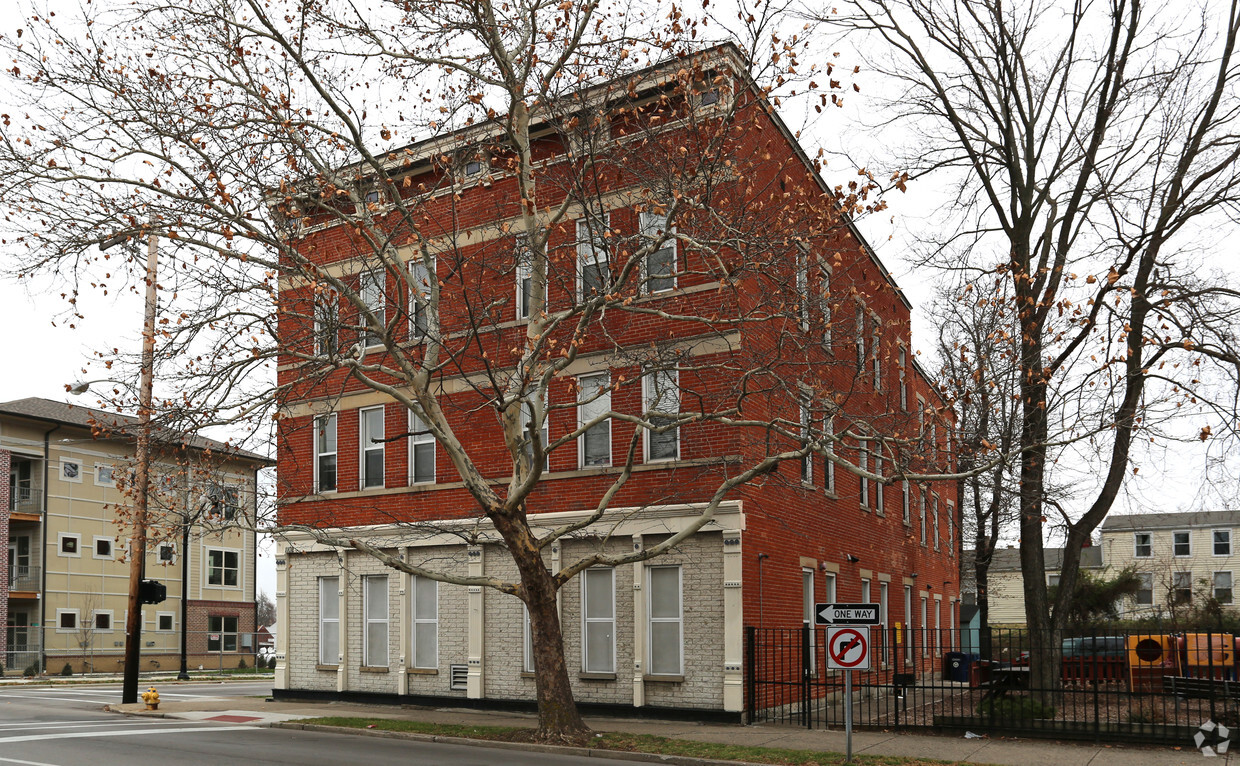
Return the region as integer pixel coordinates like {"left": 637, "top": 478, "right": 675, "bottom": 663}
{"left": 0, "top": 724, "right": 256, "bottom": 744}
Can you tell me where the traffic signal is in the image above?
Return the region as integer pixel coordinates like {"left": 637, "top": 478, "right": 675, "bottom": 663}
{"left": 139, "top": 579, "right": 167, "bottom": 604}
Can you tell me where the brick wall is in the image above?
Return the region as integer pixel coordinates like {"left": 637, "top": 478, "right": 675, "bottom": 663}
{"left": 186, "top": 599, "right": 257, "bottom": 668}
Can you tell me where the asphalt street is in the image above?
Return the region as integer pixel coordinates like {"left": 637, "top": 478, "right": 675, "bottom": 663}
{"left": 0, "top": 681, "right": 654, "bottom": 765}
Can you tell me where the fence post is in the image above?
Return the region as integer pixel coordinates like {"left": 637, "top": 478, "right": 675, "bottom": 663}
{"left": 745, "top": 626, "right": 756, "bottom": 724}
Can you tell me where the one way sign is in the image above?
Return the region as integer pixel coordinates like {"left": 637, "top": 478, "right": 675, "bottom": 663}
{"left": 815, "top": 603, "right": 881, "bottom": 625}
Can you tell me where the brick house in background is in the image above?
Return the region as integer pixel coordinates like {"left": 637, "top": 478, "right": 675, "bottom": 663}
{"left": 272, "top": 44, "right": 959, "bottom": 718}
{"left": 1, "top": 398, "right": 266, "bottom": 674}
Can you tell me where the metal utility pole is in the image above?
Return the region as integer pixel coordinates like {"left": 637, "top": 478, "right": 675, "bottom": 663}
{"left": 98, "top": 229, "right": 157, "bottom": 705}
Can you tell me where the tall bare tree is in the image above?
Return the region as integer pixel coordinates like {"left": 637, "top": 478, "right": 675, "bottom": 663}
{"left": 0, "top": 0, "right": 949, "bottom": 739}
{"left": 825, "top": 0, "right": 1240, "bottom": 687}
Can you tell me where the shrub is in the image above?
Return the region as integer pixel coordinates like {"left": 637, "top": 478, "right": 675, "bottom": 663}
{"left": 976, "top": 695, "right": 1056, "bottom": 719}
{"left": 1127, "top": 699, "right": 1167, "bottom": 724}
{"left": 59, "top": 663, "right": 73, "bottom": 677}
{"left": 237, "top": 658, "right": 247, "bottom": 670}
{"left": 266, "top": 656, "right": 277, "bottom": 670}
{"left": 23, "top": 662, "right": 40, "bottom": 677}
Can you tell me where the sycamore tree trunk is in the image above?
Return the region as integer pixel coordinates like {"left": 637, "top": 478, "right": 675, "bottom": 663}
{"left": 492, "top": 511, "right": 589, "bottom": 741}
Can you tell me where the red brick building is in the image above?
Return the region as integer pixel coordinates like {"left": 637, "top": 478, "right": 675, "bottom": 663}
{"left": 273, "top": 44, "right": 958, "bottom": 718}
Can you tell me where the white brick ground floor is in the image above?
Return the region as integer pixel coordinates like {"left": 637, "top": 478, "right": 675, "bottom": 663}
{"left": 273, "top": 503, "right": 746, "bottom": 716}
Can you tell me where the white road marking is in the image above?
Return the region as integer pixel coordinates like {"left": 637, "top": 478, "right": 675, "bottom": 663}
{"left": 0, "top": 754, "right": 61, "bottom": 766}
{"left": 0, "top": 724, "right": 255, "bottom": 744}
{"left": 0, "top": 694, "right": 118, "bottom": 704}
{"left": 0, "top": 720, "right": 189, "bottom": 732}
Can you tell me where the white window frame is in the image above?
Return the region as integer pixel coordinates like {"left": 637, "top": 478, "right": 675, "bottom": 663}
{"left": 640, "top": 211, "right": 677, "bottom": 294}
{"left": 206, "top": 547, "right": 240, "bottom": 588}
{"left": 1214, "top": 571, "right": 1233, "bottom": 604}
{"left": 523, "top": 605, "right": 536, "bottom": 673}
{"left": 1134, "top": 531, "right": 1153, "bottom": 558}
{"left": 902, "top": 480, "right": 911, "bottom": 525}
{"left": 822, "top": 413, "right": 836, "bottom": 494}
{"left": 879, "top": 581, "right": 890, "bottom": 665}
{"left": 92, "top": 535, "right": 114, "bottom": 560}
{"left": 522, "top": 387, "right": 550, "bottom": 471}
{"left": 1136, "top": 572, "right": 1154, "bottom": 606}
{"left": 855, "top": 305, "right": 866, "bottom": 371}
{"left": 409, "top": 410, "right": 436, "bottom": 485}
{"left": 157, "top": 541, "right": 177, "bottom": 566}
{"left": 947, "top": 502, "right": 955, "bottom": 556}
{"left": 92, "top": 609, "right": 115, "bottom": 633}
{"left": 803, "top": 568, "right": 817, "bottom": 671}
{"left": 871, "top": 324, "right": 881, "bottom": 390}
{"left": 578, "top": 372, "right": 612, "bottom": 468}
{"left": 58, "top": 532, "right": 82, "bottom": 558}
{"left": 314, "top": 288, "right": 339, "bottom": 357}
{"left": 904, "top": 585, "right": 913, "bottom": 662}
{"left": 817, "top": 260, "right": 832, "bottom": 350}
{"left": 873, "top": 455, "right": 884, "bottom": 515}
{"left": 823, "top": 571, "right": 837, "bottom": 602}
{"left": 157, "top": 612, "right": 175, "bottom": 632}
{"left": 61, "top": 458, "right": 82, "bottom": 483}
{"left": 919, "top": 487, "right": 927, "bottom": 546}
{"left": 800, "top": 395, "right": 813, "bottom": 484}
{"left": 643, "top": 367, "right": 680, "bottom": 462}
{"left": 359, "top": 405, "right": 385, "bottom": 490}
{"left": 796, "top": 247, "right": 809, "bottom": 331}
{"left": 409, "top": 255, "right": 434, "bottom": 342}
{"left": 515, "top": 235, "right": 533, "bottom": 320}
{"left": 1173, "top": 530, "right": 1192, "bottom": 557}
{"left": 577, "top": 216, "right": 610, "bottom": 299}
{"left": 1214, "top": 529, "right": 1233, "bottom": 556}
{"left": 581, "top": 567, "right": 616, "bottom": 674}
{"left": 897, "top": 346, "right": 908, "bottom": 411}
{"left": 932, "top": 495, "right": 940, "bottom": 551}
{"left": 319, "top": 576, "right": 340, "bottom": 665}
{"left": 56, "top": 608, "right": 80, "bottom": 633}
{"left": 1172, "top": 570, "right": 1193, "bottom": 605}
{"left": 934, "top": 598, "right": 942, "bottom": 655}
{"left": 861, "top": 578, "right": 871, "bottom": 605}
{"left": 359, "top": 270, "right": 386, "bottom": 349}
{"left": 858, "top": 440, "right": 869, "bottom": 509}
{"left": 94, "top": 463, "right": 116, "bottom": 487}
{"left": 410, "top": 575, "right": 438, "bottom": 670}
{"left": 647, "top": 565, "right": 684, "bottom": 677}
{"left": 363, "top": 574, "right": 389, "bottom": 668}
{"left": 921, "top": 596, "right": 929, "bottom": 657}
{"left": 314, "top": 413, "right": 337, "bottom": 494}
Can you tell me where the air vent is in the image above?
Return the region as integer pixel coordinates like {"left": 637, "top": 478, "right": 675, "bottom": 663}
{"left": 449, "top": 664, "right": 468, "bottom": 691}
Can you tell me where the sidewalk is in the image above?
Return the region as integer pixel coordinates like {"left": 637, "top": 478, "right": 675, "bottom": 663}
{"left": 105, "top": 692, "right": 1230, "bottom": 766}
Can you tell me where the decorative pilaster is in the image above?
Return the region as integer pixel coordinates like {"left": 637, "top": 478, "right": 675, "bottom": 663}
{"left": 631, "top": 535, "right": 645, "bottom": 707}
{"left": 337, "top": 552, "right": 348, "bottom": 693}
{"left": 466, "top": 545, "right": 484, "bottom": 698}
{"left": 397, "top": 548, "right": 409, "bottom": 695}
{"left": 273, "top": 543, "right": 289, "bottom": 689}
{"left": 722, "top": 530, "right": 744, "bottom": 712}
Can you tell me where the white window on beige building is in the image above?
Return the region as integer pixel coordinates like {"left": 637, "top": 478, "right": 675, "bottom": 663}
{"left": 95, "top": 463, "right": 116, "bottom": 487}
{"left": 582, "top": 568, "right": 615, "bottom": 674}
{"left": 1136, "top": 573, "right": 1154, "bottom": 605}
{"left": 1215, "top": 572, "right": 1233, "bottom": 604}
{"left": 1173, "top": 531, "right": 1192, "bottom": 557}
{"left": 93, "top": 536, "right": 114, "bottom": 560}
{"left": 363, "top": 575, "right": 389, "bottom": 667}
{"left": 206, "top": 548, "right": 240, "bottom": 587}
{"left": 56, "top": 609, "right": 80, "bottom": 632}
{"left": 93, "top": 610, "right": 114, "bottom": 632}
{"left": 1134, "top": 532, "right": 1152, "bottom": 558}
{"left": 1172, "top": 571, "right": 1193, "bottom": 605}
{"left": 319, "top": 576, "right": 340, "bottom": 665}
{"left": 58, "top": 532, "right": 81, "bottom": 557}
{"left": 157, "top": 612, "right": 175, "bottom": 632}
{"left": 647, "top": 566, "right": 683, "bottom": 677}
{"left": 60, "top": 458, "right": 82, "bottom": 483}
{"left": 411, "top": 575, "right": 437, "bottom": 670}
{"left": 1214, "top": 529, "right": 1232, "bottom": 556}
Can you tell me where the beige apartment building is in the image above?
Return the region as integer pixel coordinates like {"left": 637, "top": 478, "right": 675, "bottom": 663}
{"left": 1101, "top": 510, "right": 1240, "bottom": 618}
{"left": 1, "top": 398, "right": 268, "bottom": 675}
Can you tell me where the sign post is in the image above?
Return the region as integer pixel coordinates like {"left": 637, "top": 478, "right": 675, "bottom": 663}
{"left": 826, "top": 625, "right": 872, "bottom": 764}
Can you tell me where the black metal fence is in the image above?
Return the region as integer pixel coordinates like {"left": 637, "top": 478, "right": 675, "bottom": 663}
{"left": 745, "top": 626, "right": 1240, "bottom": 746}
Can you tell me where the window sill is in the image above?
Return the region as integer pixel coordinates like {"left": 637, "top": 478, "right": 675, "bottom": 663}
{"left": 643, "top": 674, "right": 685, "bottom": 683}
{"left": 519, "top": 671, "right": 536, "bottom": 679}
{"left": 315, "top": 664, "right": 339, "bottom": 671}
{"left": 407, "top": 667, "right": 438, "bottom": 675}
{"left": 823, "top": 490, "right": 838, "bottom": 500}
{"left": 579, "top": 672, "right": 616, "bottom": 681}
{"left": 360, "top": 665, "right": 390, "bottom": 674}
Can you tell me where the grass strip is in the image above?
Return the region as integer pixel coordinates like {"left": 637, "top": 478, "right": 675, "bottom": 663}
{"left": 299, "top": 717, "right": 968, "bottom": 766}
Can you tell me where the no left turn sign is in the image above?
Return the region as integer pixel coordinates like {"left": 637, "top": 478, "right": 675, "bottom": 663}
{"left": 827, "top": 627, "right": 871, "bottom": 670}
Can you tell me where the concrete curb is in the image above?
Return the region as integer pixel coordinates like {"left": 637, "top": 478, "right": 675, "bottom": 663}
{"left": 270, "top": 722, "right": 773, "bottom": 766}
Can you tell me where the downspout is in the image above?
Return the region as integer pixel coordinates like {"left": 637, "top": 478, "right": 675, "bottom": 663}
{"left": 41, "top": 424, "right": 61, "bottom": 674}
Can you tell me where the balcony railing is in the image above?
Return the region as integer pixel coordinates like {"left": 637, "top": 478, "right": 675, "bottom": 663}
{"left": 9, "top": 486, "right": 42, "bottom": 513}
{"left": 7, "top": 565, "right": 40, "bottom": 592}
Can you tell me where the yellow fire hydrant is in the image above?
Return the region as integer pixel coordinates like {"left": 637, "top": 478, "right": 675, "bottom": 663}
{"left": 140, "top": 686, "right": 160, "bottom": 711}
